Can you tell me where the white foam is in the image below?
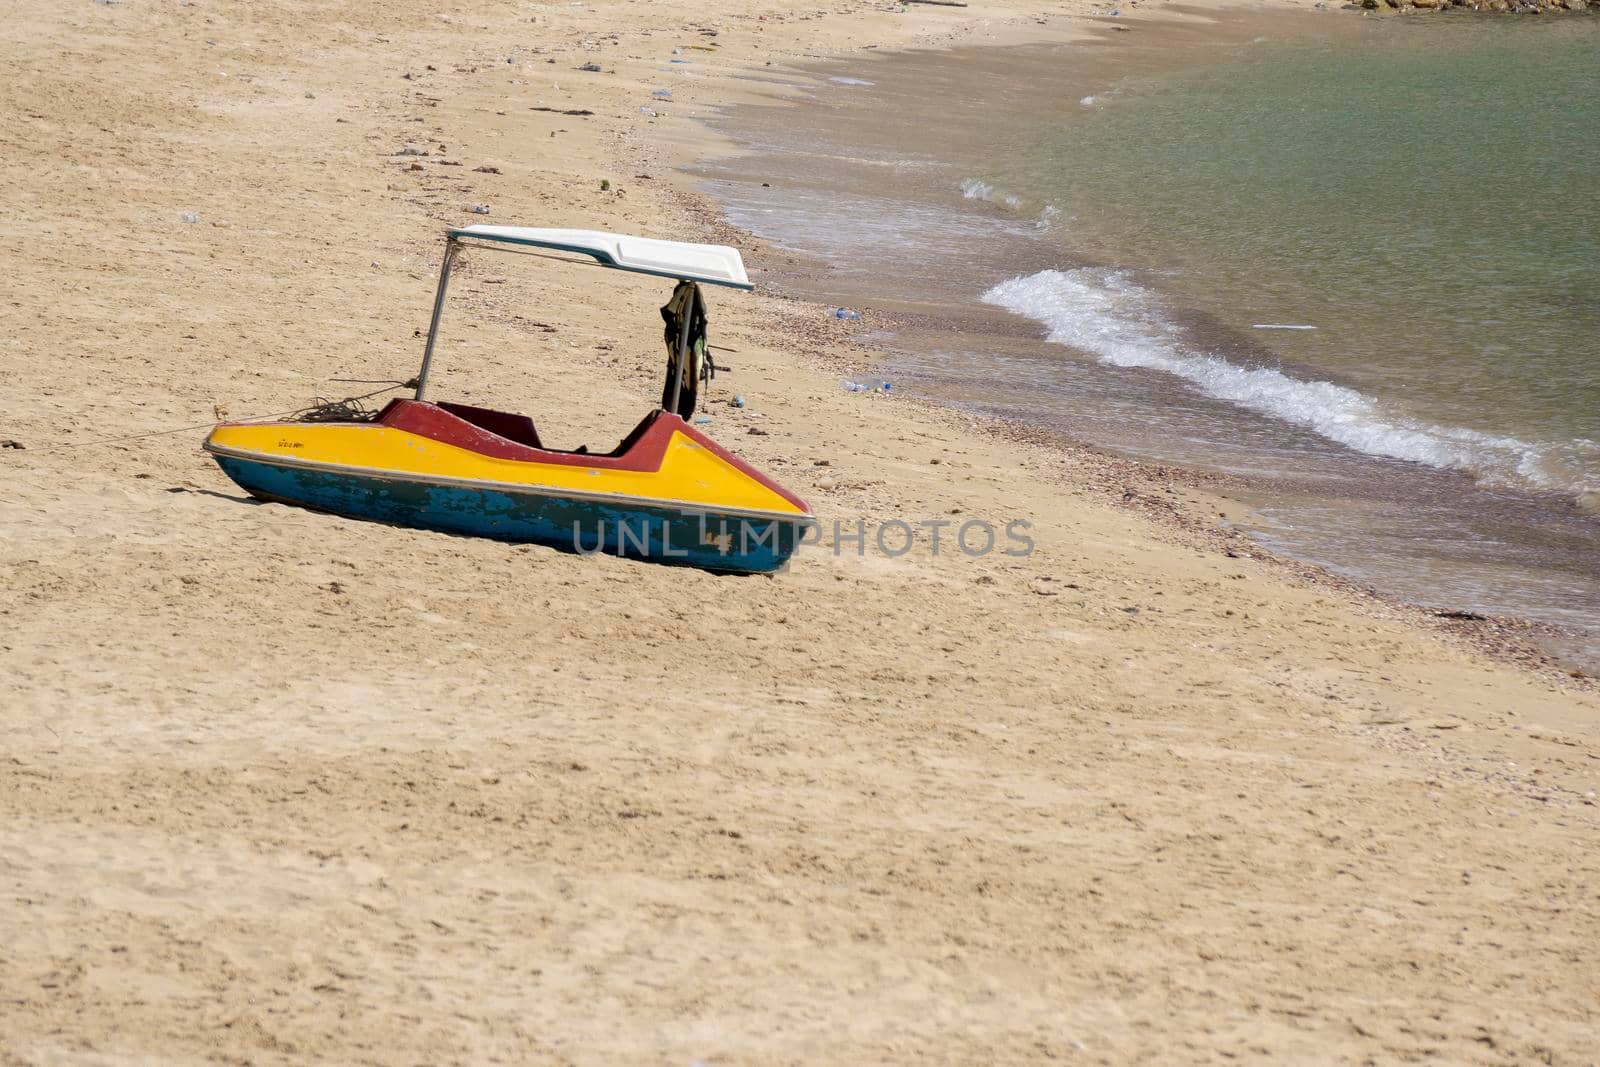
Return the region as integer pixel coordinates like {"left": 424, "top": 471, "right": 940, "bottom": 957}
{"left": 829, "top": 76, "right": 875, "bottom": 86}
{"left": 983, "top": 268, "right": 1579, "bottom": 491}
{"left": 959, "top": 178, "right": 994, "bottom": 200}
{"left": 960, "top": 178, "right": 1022, "bottom": 210}
{"left": 1079, "top": 95, "right": 1099, "bottom": 108}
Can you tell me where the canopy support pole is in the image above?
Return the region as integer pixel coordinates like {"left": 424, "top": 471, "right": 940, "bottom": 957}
{"left": 665, "top": 280, "right": 697, "bottom": 416}
{"left": 415, "top": 239, "right": 459, "bottom": 402}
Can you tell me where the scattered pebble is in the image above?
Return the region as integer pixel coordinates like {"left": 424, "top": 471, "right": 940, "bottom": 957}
{"left": 467, "top": 204, "right": 490, "bottom": 214}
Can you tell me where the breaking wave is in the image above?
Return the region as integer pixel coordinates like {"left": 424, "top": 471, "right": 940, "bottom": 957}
{"left": 959, "top": 178, "right": 1022, "bottom": 210}
{"left": 983, "top": 268, "right": 1594, "bottom": 494}
{"left": 960, "top": 178, "right": 1061, "bottom": 231}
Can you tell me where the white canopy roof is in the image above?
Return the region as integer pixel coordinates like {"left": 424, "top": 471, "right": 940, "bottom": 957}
{"left": 449, "top": 225, "right": 753, "bottom": 290}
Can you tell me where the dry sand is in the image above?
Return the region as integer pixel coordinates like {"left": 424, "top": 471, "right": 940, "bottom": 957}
{"left": 3, "top": 1, "right": 1599, "bottom": 1063}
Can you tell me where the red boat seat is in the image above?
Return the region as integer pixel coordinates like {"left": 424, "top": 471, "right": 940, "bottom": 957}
{"left": 434, "top": 402, "right": 662, "bottom": 459}
{"left": 435, "top": 401, "right": 542, "bottom": 449}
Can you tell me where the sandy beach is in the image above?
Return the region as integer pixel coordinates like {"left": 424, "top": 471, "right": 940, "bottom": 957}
{"left": 3, "top": 0, "right": 1599, "bottom": 1062}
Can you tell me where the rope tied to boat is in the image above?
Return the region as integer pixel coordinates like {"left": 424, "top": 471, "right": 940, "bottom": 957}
{"left": 292, "top": 397, "right": 382, "bottom": 423}
{"left": 291, "top": 379, "right": 419, "bottom": 424}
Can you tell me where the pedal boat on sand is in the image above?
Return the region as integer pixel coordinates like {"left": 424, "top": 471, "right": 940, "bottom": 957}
{"left": 203, "top": 226, "right": 815, "bottom": 574}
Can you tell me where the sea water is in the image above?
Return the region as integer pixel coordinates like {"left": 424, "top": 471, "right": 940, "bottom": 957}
{"left": 698, "top": 12, "right": 1600, "bottom": 665}
{"left": 984, "top": 17, "right": 1600, "bottom": 504}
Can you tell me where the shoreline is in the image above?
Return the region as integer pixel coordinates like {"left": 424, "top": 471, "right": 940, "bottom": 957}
{"left": 679, "top": 13, "right": 1600, "bottom": 680}
{"left": 690, "top": 183, "right": 1600, "bottom": 688}
{"left": 6, "top": 1, "right": 1600, "bottom": 1061}
{"left": 670, "top": 168, "right": 1598, "bottom": 688}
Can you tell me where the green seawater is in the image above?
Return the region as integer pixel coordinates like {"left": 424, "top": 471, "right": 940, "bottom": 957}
{"left": 990, "top": 16, "right": 1600, "bottom": 497}
{"left": 699, "top": 12, "right": 1600, "bottom": 662}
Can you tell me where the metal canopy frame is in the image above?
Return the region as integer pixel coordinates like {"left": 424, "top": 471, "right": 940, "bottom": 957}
{"left": 413, "top": 233, "right": 729, "bottom": 406}
{"left": 414, "top": 238, "right": 460, "bottom": 403}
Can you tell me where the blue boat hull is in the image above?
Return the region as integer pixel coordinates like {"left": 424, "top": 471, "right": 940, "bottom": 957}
{"left": 213, "top": 455, "right": 806, "bottom": 574}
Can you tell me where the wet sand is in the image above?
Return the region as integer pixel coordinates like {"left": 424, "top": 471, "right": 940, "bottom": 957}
{"left": 3, "top": 0, "right": 1600, "bottom": 1062}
